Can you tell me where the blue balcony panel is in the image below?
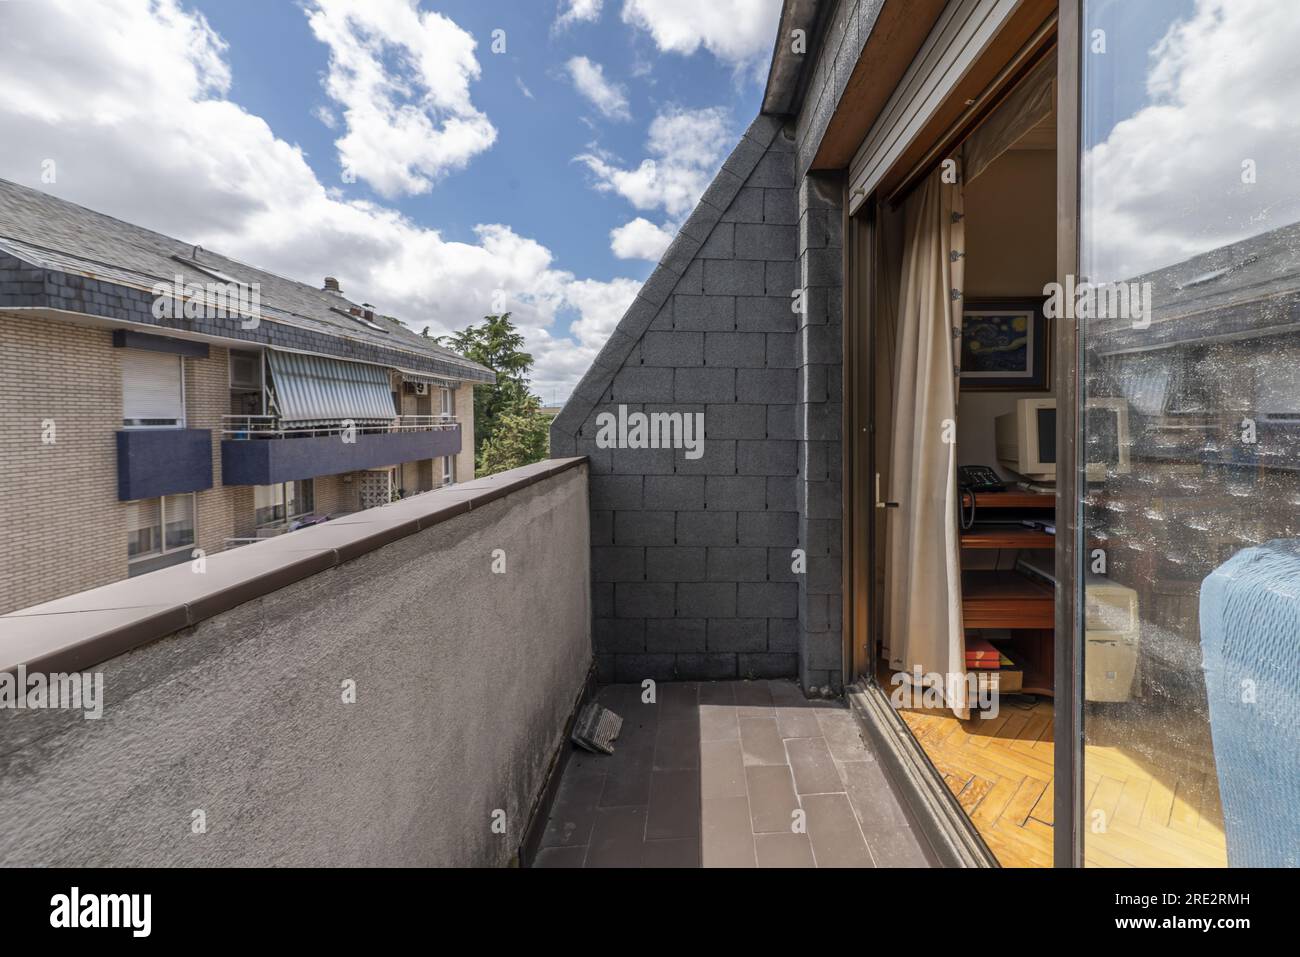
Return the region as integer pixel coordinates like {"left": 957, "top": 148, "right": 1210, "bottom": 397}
{"left": 117, "top": 429, "right": 214, "bottom": 501}
{"left": 221, "top": 426, "right": 461, "bottom": 487}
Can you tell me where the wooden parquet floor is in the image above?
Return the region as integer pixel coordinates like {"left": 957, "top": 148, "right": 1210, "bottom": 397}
{"left": 892, "top": 694, "right": 1229, "bottom": 867}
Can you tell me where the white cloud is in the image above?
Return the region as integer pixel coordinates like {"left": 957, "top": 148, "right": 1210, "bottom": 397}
{"left": 621, "top": 0, "right": 782, "bottom": 72}
{"left": 576, "top": 105, "right": 733, "bottom": 216}
{"left": 565, "top": 56, "right": 629, "bottom": 121}
{"left": 515, "top": 76, "right": 535, "bottom": 100}
{"left": 1083, "top": 0, "right": 1300, "bottom": 281}
{"left": 610, "top": 217, "right": 674, "bottom": 260}
{"left": 303, "top": 0, "right": 497, "bottom": 198}
{"left": 555, "top": 0, "right": 604, "bottom": 31}
{"left": 0, "top": 0, "right": 633, "bottom": 403}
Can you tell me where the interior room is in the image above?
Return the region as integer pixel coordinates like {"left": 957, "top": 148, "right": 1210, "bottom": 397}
{"left": 865, "top": 45, "right": 1228, "bottom": 867}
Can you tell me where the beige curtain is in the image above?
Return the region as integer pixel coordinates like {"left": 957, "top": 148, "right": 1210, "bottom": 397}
{"left": 883, "top": 163, "right": 967, "bottom": 717}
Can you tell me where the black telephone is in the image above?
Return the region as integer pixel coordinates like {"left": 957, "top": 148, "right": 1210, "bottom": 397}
{"left": 959, "top": 465, "right": 1004, "bottom": 493}
{"left": 958, "top": 466, "right": 1004, "bottom": 530}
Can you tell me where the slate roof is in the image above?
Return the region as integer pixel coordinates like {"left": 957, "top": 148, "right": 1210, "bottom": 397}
{"left": 0, "top": 178, "right": 494, "bottom": 383}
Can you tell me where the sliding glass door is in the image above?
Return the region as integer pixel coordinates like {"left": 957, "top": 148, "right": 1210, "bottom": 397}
{"left": 1075, "top": 0, "right": 1300, "bottom": 867}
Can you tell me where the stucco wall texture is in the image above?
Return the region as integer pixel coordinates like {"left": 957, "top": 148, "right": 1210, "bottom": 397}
{"left": 0, "top": 465, "right": 591, "bottom": 867}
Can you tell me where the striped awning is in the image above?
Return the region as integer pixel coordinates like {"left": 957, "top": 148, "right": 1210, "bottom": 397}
{"left": 266, "top": 350, "right": 396, "bottom": 428}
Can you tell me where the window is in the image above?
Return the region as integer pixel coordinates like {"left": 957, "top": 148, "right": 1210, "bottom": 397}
{"left": 440, "top": 386, "right": 454, "bottom": 419}
{"left": 229, "top": 349, "right": 264, "bottom": 417}
{"left": 254, "top": 480, "right": 314, "bottom": 526}
{"left": 122, "top": 350, "right": 184, "bottom": 428}
{"left": 441, "top": 456, "right": 453, "bottom": 487}
{"left": 126, "top": 494, "right": 195, "bottom": 562}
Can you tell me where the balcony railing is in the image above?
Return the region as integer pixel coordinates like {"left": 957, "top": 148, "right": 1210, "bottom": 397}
{"left": 221, "top": 413, "right": 458, "bottom": 440}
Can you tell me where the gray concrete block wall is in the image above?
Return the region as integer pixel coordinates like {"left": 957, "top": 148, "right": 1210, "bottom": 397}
{"left": 553, "top": 115, "right": 807, "bottom": 688}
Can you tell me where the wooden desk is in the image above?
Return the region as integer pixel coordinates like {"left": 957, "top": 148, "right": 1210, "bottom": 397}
{"left": 960, "top": 524, "right": 1054, "bottom": 549}
{"left": 961, "top": 571, "right": 1054, "bottom": 628}
{"left": 960, "top": 490, "right": 1054, "bottom": 510}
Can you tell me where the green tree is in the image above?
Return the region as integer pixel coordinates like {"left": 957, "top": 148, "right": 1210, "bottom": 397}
{"left": 440, "top": 313, "right": 549, "bottom": 475}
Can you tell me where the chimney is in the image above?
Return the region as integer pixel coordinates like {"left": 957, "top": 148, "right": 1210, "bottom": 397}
{"left": 323, "top": 276, "right": 341, "bottom": 294}
{"left": 362, "top": 302, "right": 376, "bottom": 321}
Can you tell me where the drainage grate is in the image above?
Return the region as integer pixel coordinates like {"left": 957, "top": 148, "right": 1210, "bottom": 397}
{"left": 571, "top": 702, "right": 623, "bottom": 755}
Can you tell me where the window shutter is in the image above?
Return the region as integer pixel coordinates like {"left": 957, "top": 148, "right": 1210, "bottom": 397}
{"left": 122, "top": 351, "right": 183, "bottom": 423}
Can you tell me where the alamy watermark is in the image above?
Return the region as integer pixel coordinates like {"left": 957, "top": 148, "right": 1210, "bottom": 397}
{"left": 151, "top": 274, "right": 260, "bottom": 329}
{"left": 889, "top": 667, "right": 999, "bottom": 717}
{"left": 1043, "top": 275, "right": 1153, "bottom": 329}
{"left": 594, "top": 404, "right": 705, "bottom": 459}
{"left": 0, "top": 665, "right": 103, "bottom": 719}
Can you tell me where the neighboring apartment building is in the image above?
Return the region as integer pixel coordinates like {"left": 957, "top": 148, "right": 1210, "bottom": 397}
{"left": 0, "top": 178, "right": 493, "bottom": 614}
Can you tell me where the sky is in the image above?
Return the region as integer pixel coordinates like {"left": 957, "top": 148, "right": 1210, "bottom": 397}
{"left": 0, "top": 0, "right": 783, "bottom": 404}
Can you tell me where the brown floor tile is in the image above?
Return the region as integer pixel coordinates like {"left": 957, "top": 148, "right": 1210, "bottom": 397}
{"left": 733, "top": 679, "right": 774, "bottom": 717}
{"left": 598, "top": 743, "right": 654, "bottom": 807}
{"left": 802, "top": 792, "right": 874, "bottom": 867}
{"left": 697, "top": 681, "right": 736, "bottom": 705}
{"left": 642, "top": 837, "right": 700, "bottom": 868}
{"left": 775, "top": 706, "right": 823, "bottom": 739}
{"left": 657, "top": 681, "right": 700, "bottom": 719}
{"left": 699, "top": 703, "right": 739, "bottom": 741}
{"left": 785, "top": 736, "right": 843, "bottom": 794}
{"left": 702, "top": 796, "right": 756, "bottom": 868}
{"left": 838, "top": 759, "right": 931, "bottom": 867}
{"left": 541, "top": 765, "right": 605, "bottom": 848}
{"left": 586, "top": 805, "right": 647, "bottom": 868}
{"left": 646, "top": 768, "right": 701, "bottom": 841}
{"left": 653, "top": 716, "right": 701, "bottom": 770}
{"left": 817, "top": 707, "right": 867, "bottom": 761}
{"left": 739, "top": 716, "right": 786, "bottom": 766}
{"left": 701, "top": 738, "right": 748, "bottom": 799}
{"left": 532, "top": 845, "right": 588, "bottom": 868}
{"left": 745, "top": 764, "right": 801, "bottom": 833}
{"left": 755, "top": 832, "right": 816, "bottom": 868}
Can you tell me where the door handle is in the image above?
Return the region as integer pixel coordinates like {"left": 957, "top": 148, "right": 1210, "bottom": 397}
{"left": 875, "top": 473, "right": 899, "bottom": 509}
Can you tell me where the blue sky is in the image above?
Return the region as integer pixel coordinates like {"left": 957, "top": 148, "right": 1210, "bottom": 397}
{"left": 0, "top": 0, "right": 783, "bottom": 403}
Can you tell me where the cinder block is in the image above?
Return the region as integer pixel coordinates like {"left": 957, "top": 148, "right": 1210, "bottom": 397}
{"left": 749, "top": 152, "right": 795, "bottom": 189}
{"left": 738, "top": 510, "right": 799, "bottom": 546}
{"left": 766, "top": 333, "right": 797, "bottom": 368}
{"left": 646, "top": 546, "right": 707, "bottom": 582}
{"left": 765, "top": 260, "right": 798, "bottom": 297}
{"left": 768, "top": 618, "right": 799, "bottom": 652}
{"left": 596, "top": 618, "right": 646, "bottom": 654}
{"left": 677, "top": 581, "right": 738, "bottom": 618}
{"left": 646, "top": 618, "right": 707, "bottom": 653}
{"left": 674, "top": 654, "right": 739, "bottom": 680}
{"left": 699, "top": 167, "right": 746, "bottom": 215}
{"left": 674, "top": 260, "right": 704, "bottom": 295}
{"left": 800, "top": 323, "right": 841, "bottom": 366}
{"left": 804, "top": 518, "right": 841, "bottom": 556}
{"left": 704, "top": 332, "right": 766, "bottom": 369}
{"left": 639, "top": 264, "right": 680, "bottom": 309}
{"left": 614, "top": 510, "right": 677, "bottom": 546}
{"left": 766, "top": 476, "right": 797, "bottom": 511}
{"left": 593, "top": 546, "right": 645, "bottom": 582}
{"left": 804, "top": 630, "right": 841, "bottom": 669}
{"left": 595, "top": 654, "right": 616, "bottom": 683}
{"left": 735, "top": 295, "right": 797, "bottom": 333}
{"left": 807, "top": 553, "right": 841, "bottom": 595}
{"left": 737, "top": 581, "right": 799, "bottom": 618}
{"left": 708, "top": 618, "right": 768, "bottom": 653}
{"left": 704, "top": 403, "right": 766, "bottom": 440}
{"left": 611, "top": 366, "right": 673, "bottom": 402}
{"left": 615, "top": 581, "right": 676, "bottom": 618}
{"left": 736, "top": 368, "right": 796, "bottom": 403}
{"left": 738, "top": 653, "right": 798, "bottom": 679}
{"left": 673, "top": 438, "right": 735, "bottom": 475}
{"left": 706, "top": 546, "right": 768, "bottom": 582}
{"left": 615, "top": 654, "right": 677, "bottom": 682}
{"left": 680, "top": 202, "right": 725, "bottom": 244}
{"left": 806, "top": 479, "right": 842, "bottom": 521}
{"left": 766, "top": 404, "right": 796, "bottom": 439}
{"left": 737, "top": 440, "right": 798, "bottom": 476}
{"left": 675, "top": 366, "right": 735, "bottom": 403}
{"left": 764, "top": 188, "right": 798, "bottom": 226}
{"left": 640, "top": 330, "right": 704, "bottom": 366}
{"left": 589, "top": 474, "right": 642, "bottom": 510}
{"left": 675, "top": 510, "right": 737, "bottom": 546}
{"left": 610, "top": 445, "right": 676, "bottom": 475}
{"left": 644, "top": 474, "right": 705, "bottom": 510}
{"left": 673, "top": 294, "right": 735, "bottom": 331}
{"left": 700, "top": 222, "right": 735, "bottom": 259}
{"left": 721, "top": 187, "right": 765, "bottom": 224}
{"left": 703, "top": 259, "right": 765, "bottom": 296}
{"left": 735, "top": 223, "right": 797, "bottom": 262}
{"left": 594, "top": 581, "right": 614, "bottom": 618}
{"left": 722, "top": 133, "right": 768, "bottom": 180}
{"left": 767, "top": 546, "right": 800, "bottom": 582}
{"left": 705, "top": 474, "right": 766, "bottom": 511}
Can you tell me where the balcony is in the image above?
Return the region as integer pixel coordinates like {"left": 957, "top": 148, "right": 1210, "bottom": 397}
{"left": 220, "top": 414, "right": 461, "bottom": 486}
{"left": 116, "top": 427, "right": 213, "bottom": 500}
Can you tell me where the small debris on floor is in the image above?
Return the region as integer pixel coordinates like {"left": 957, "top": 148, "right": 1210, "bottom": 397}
{"left": 571, "top": 701, "right": 623, "bottom": 754}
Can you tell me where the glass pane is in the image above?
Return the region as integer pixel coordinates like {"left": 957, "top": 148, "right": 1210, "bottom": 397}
{"left": 1078, "top": 0, "right": 1300, "bottom": 867}
{"left": 126, "top": 499, "right": 161, "bottom": 559}
{"left": 163, "top": 494, "right": 195, "bottom": 550}
{"left": 254, "top": 484, "right": 284, "bottom": 526}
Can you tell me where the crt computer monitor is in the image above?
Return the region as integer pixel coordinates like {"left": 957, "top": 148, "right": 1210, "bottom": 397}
{"left": 995, "top": 398, "right": 1057, "bottom": 482}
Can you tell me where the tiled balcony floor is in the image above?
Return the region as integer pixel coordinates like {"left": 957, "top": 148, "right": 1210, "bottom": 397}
{"left": 531, "top": 680, "right": 931, "bottom": 868}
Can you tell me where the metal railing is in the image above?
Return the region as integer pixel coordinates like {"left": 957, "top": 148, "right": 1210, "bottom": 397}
{"left": 222, "top": 413, "right": 458, "bottom": 439}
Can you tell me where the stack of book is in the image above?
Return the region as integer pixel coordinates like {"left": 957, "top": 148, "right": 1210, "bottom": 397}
{"left": 965, "top": 638, "right": 1001, "bottom": 670}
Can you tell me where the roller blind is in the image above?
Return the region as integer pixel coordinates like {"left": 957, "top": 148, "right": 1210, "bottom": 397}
{"left": 266, "top": 350, "right": 396, "bottom": 428}
{"left": 122, "top": 350, "right": 183, "bottom": 425}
